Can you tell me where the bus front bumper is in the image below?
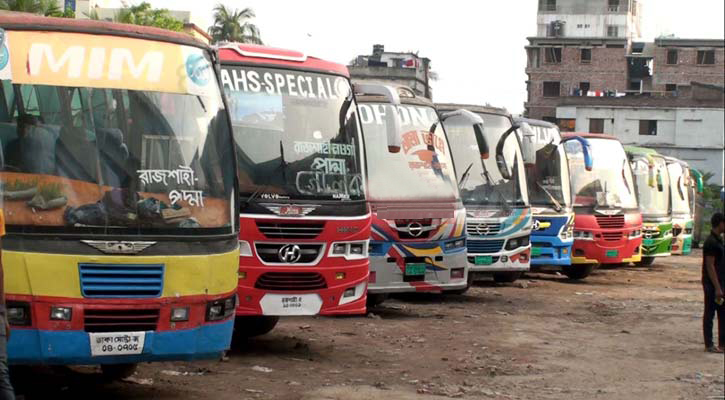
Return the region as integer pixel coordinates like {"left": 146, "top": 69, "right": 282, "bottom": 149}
{"left": 530, "top": 236, "right": 572, "bottom": 267}
{"left": 641, "top": 237, "right": 673, "bottom": 257}
{"left": 8, "top": 319, "right": 233, "bottom": 365}
{"left": 367, "top": 251, "right": 468, "bottom": 294}
{"left": 467, "top": 247, "right": 531, "bottom": 273}
{"left": 571, "top": 239, "right": 642, "bottom": 264}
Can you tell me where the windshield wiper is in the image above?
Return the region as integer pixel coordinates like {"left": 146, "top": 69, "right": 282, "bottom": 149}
{"left": 536, "top": 181, "right": 563, "bottom": 212}
{"left": 458, "top": 162, "right": 473, "bottom": 189}
{"left": 621, "top": 159, "right": 631, "bottom": 194}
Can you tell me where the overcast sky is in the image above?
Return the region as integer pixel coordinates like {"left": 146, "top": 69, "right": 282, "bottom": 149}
{"left": 138, "top": 0, "right": 724, "bottom": 114}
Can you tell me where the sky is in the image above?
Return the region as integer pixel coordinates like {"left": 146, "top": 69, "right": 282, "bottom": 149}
{"left": 133, "top": 0, "right": 724, "bottom": 114}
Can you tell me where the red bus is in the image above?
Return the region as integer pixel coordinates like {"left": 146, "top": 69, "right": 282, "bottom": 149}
{"left": 561, "top": 133, "right": 642, "bottom": 279}
{"left": 219, "top": 44, "right": 372, "bottom": 336}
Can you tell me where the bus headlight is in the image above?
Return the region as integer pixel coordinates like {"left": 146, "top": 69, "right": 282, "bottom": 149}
{"left": 444, "top": 239, "right": 466, "bottom": 250}
{"left": 7, "top": 302, "right": 31, "bottom": 326}
{"left": 239, "top": 240, "right": 253, "bottom": 257}
{"left": 50, "top": 306, "right": 72, "bottom": 321}
{"left": 206, "top": 295, "right": 236, "bottom": 321}
{"left": 505, "top": 236, "right": 528, "bottom": 251}
{"left": 329, "top": 241, "right": 369, "bottom": 260}
{"left": 629, "top": 230, "right": 642, "bottom": 238}
{"left": 170, "top": 307, "right": 190, "bottom": 322}
{"left": 574, "top": 230, "right": 594, "bottom": 240}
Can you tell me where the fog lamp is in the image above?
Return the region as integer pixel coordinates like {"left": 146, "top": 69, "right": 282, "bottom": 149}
{"left": 170, "top": 307, "right": 189, "bottom": 322}
{"left": 450, "top": 268, "right": 465, "bottom": 279}
{"left": 50, "top": 306, "right": 72, "bottom": 321}
{"left": 336, "top": 272, "right": 346, "bottom": 280}
{"left": 500, "top": 255, "right": 509, "bottom": 262}
{"left": 343, "top": 288, "right": 356, "bottom": 298}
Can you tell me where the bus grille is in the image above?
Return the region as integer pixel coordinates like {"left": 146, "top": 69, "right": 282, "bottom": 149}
{"left": 255, "top": 272, "right": 327, "bottom": 291}
{"left": 84, "top": 308, "right": 160, "bottom": 333}
{"left": 256, "top": 222, "right": 325, "bottom": 239}
{"left": 596, "top": 215, "right": 625, "bottom": 229}
{"left": 602, "top": 232, "right": 624, "bottom": 241}
{"left": 467, "top": 222, "right": 502, "bottom": 237}
{"left": 79, "top": 264, "right": 164, "bottom": 298}
{"left": 255, "top": 243, "right": 324, "bottom": 264}
{"left": 467, "top": 239, "right": 505, "bottom": 254}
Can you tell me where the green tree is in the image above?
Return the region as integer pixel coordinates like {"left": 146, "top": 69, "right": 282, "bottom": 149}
{"left": 208, "top": 4, "right": 262, "bottom": 45}
{"left": 0, "top": 0, "right": 62, "bottom": 16}
{"left": 86, "top": 1, "right": 183, "bottom": 32}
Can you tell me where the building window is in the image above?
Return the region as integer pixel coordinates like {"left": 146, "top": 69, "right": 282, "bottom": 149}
{"left": 559, "top": 119, "right": 576, "bottom": 132}
{"left": 608, "top": 0, "right": 620, "bottom": 12}
{"left": 607, "top": 25, "right": 619, "bottom": 37}
{"left": 543, "top": 81, "right": 561, "bottom": 97}
{"left": 542, "top": 116, "right": 557, "bottom": 124}
{"left": 589, "top": 119, "right": 605, "bottom": 134}
{"left": 542, "top": 0, "right": 556, "bottom": 11}
{"left": 639, "top": 120, "right": 657, "bottom": 135}
{"left": 580, "top": 48, "right": 592, "bottom": 63}
{"left": 544, "top": 47, "right": 562, "bottom": 64}
{"left": 665, "top": 84, "right": 677, "bottom": 92}
{"left": 697, "top": 50, "right": 715, "bottom": 65}
{"left": 580, "top": 82, "right": 591, "bottom": 93}
{"left": 666, "top": 49, "right": 678, "bottom": 65}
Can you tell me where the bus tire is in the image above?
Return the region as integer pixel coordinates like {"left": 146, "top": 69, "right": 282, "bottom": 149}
{"left": 638, "top": 257, "right": 656, "bottom": 267}
{"left": 101, "top": 363, "right": 137, "bottom": 380}
{"left": 366, "top": 293, "right": 388, "bottom": 307}
{"left": 493, "top": 271, "right": 522, "bottom": 283}
{"left": 234, "top": 316, "right": 279, "bottom": 338}
{"left": 563, "top": 264, "right": 595, "bottom": 280}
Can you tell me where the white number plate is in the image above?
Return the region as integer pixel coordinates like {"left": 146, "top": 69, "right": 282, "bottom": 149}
{"left": 259, "top": 294, "right": 323, "bottom": 316}
{"left": 89, "top": 332, "right": 146, "bottom": 356}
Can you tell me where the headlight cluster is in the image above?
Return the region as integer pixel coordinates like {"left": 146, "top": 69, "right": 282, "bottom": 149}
{"left": 505, "top": 236, "right": 529, "bottom": 251}
{"left": 329, "top": 241, "right": 368, "bottom": 260}
{"left": 239, "top": 240, "right": 253, "bottom": 257}
{"left": 7, "top": 301, "right": 31, "bottom": 326}
{"left": 559, "top": 223, "right": 574, "bottom": 240}
{"left": 629, "top": 230, "right": 642, "bottom": 238}
{"left": 206, "top": 295, "right": 236, "bottom": 321}
{"left": 444, "top": 239, "right": 466, "bottom": 250}
{"left": 573, "top": 230, "right": 594, "bottom": 240}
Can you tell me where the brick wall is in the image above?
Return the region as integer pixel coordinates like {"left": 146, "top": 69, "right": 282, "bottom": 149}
{"left": 653, "top": 47, "right": 725, "bottom": 90}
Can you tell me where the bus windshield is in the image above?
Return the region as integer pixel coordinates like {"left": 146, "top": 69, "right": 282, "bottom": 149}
{"left": 222, "top": 66, "right": 364, "bottom": 202}
{"left": 359, "top": 103, "right": 458, "bottom": 202}
{"left": 667, "top": 162, "right": 690, "bottom": 215}
{"left": 444, "top": 113, "right": 528, "bottom": 208}
{"left": 0, "top": 32, "right": 235, "bottom": 236}
{"left": 524, "top": 125, "right": 571, "bottom": 210}
{"left": 564, "top": 138, "right": 637, "bottom": 210}
{"left": 631, "top": 156, "right": 670, "bottom": 216}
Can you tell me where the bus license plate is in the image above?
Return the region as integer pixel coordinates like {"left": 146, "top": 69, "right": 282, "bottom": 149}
{"left": 405, "top": 264, "right": 427, "bottom": 276}
{"left": 606, "top": 250, "right": 619, "bottom": 258}
{"left": 474, "top": 256, "right": 493, "bottom": 265}
{"left": 89, "top": 332, "right": 145, "bottom": 357}
{"left": 260, "top": 294, "right": 323, "bottom": 316}
{"left": 531, "top": 247, "right": 543, "bottom": 257}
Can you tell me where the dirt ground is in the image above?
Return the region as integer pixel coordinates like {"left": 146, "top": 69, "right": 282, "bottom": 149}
{"left": 12, "top": 250, "right": 725, "bottom": 400}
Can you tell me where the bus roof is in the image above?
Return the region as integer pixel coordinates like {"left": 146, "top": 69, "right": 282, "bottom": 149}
{"left": 624, "top": 146, "right": 661, "bottom": 156}
{"left": 218, "top": 43, "right": 349, "bottom": 77}
{"left": 435, "top": 103, "right": 509, "bottom": 117}
{"left": 514, "top": 117, "right": 557, "bottom": 129}
{"left": 0, "top": 11, "right": 207, "bottom": 49}
{"left": 663, "top": 156, "right": 690, "bottom": 168}
{"left": 561, "top": 132, "right": 620, "bottom": 141}
{"left": 355, "top": 83, "right": 433, "bottom": 107}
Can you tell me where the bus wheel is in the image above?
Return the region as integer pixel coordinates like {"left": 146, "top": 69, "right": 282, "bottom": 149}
{"left": 493, "top": 271, "right": 522, "bottom": 283}
{"left": 101, "top": 363, "right": 138, "bottom": 380}
{"left": 366, "top": 294, "right": 388, "bottom": 307}
{"left": 563, "top": 264, "right": 595, "bottom": 280}
{"left": 637, "top": 257, "right": 656, "bottom": 267}
{"left": 234, "top": 316, "right": 280, "bottom": 338}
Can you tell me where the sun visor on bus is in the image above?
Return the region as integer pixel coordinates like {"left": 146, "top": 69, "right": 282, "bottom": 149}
{"left": 371, "top": 202, "right": 456, "bottom": 219}
{"left": 0, "top": 30, "right": 215, "bottom": 97}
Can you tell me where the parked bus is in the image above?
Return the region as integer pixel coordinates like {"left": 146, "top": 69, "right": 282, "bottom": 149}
{"left": 219, "top": 44, "right": 371, "bottom": 336}
{"left": 437, "top": 104, "right": 531, "bottom": 283}
{"left": 355, "top": 85, "right": 469, "bottom": 304}
{"left": 625, "top": 146, "right": 673, "bottom": 266}
{"left": 514, "top": 118, "right": 576, "bottom": 270}
{"left": 689, "top": 168, "right": 705, "bottom": 247}
{"left": 562, "top": 133, "right": 642, "bottom": 279}
{"left": 665, "top": 157, "right": 694, "bottom": 255}
{"left": 0, "top": 15, "right": 239, "bottom": 376}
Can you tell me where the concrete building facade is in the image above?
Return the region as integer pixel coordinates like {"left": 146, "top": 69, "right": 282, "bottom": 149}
{"left": 349, "top": 45, "right": 433, "bottom": 100}
{"left": 525, "top": 0, "right": 725, "bottom": 184}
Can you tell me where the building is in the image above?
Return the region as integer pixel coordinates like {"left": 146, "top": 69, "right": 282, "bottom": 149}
{"left": 349, "top": 44, "right": 433, "bottom": 100}
{"left": 525, "top": 0, "right": 725, "bottom": 184}
{"left": 59, "top": 0, "right": 191, "bottom": 23}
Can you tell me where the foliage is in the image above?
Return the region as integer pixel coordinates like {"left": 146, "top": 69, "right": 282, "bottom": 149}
{"left": 698, "top": 173, "right": 723, "bottom": 236}
{"left": 86, "top": 1, "right": 183, "bottom": 32}
{"left": 3, "top": 178, "right": 37, "bottom": 192}
{"left": 207, "top": 4, "right": 262, "bottom": 45}
{"left": 37, "top": 182, "right": 64, "bottom": 200}
{"left": 0, "top": 0, "right": 61, "bottom": 16}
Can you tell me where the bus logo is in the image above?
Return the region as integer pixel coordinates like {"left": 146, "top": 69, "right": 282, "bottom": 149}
{"left": 186, "top": 53, "right": 211, "bottom": 86}
{"left": 82, "top": 240, "right": 156, "bottom": 254}
{"left": 278, "top": 244, "right": 302, "bottom": 263}
{"left": 476, "top": 223, "right": 491, "bottom": 236}
{"left": 406, "top": 222, "right": 424, "bottom": 237}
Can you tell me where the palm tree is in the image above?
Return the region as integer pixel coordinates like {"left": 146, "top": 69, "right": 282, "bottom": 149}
{"left": 208, "top": 4, "right": 262, "bottom": 45}
{"left": 0, "top": 0, "right": 62, "bottom": 16}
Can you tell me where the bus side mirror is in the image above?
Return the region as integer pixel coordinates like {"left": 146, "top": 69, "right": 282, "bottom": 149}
{"left": 353, "top": 83, "right": 402, "bottom": 153}
{"left": 494, "top": 122, "right": 520, "bottom": 180}
{"left": 691, "top": 169, "right": 704, "bottom": 193}
{"left": 473, "top": 123, "right": 489, "bottom": 159}
{"left": 568, "top": 136, "right": 593, "bottom": 171}
{"left": 440, "top": 109, "right": 488, "bottom": 158}
{"left": 517, "top": 122, "right": 536, "bottom": 165}
{"left": 657, "top": 170, "right": 664, "bottom": 192}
